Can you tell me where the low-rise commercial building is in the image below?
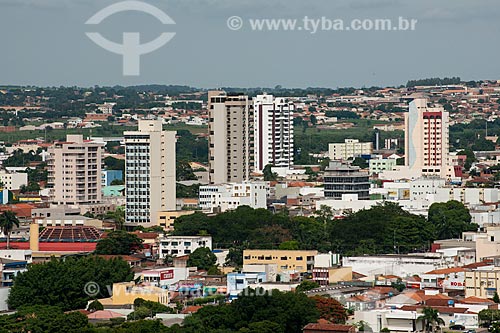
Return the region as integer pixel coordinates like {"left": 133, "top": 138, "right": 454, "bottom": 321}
{"left": 158, "top": 235, "right": 212, "bottom": 258}
{"left": 243, "top": 249, "right": 317, "bottom": 274}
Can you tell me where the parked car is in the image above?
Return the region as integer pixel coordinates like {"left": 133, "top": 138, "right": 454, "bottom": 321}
{"left": 449, "top": 324, "right": 466, "bottom": 331}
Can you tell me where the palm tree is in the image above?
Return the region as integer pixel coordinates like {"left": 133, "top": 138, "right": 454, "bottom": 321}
{"left": 0, "top": 211, "right": 20, "bottom": 249}
{"left": 418, "top": 307, "right": 445, "bottom": 333}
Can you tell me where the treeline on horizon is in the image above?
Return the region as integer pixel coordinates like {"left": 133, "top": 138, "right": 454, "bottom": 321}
{"left": 0, "top": 77, "right": 489, "bottom": 98}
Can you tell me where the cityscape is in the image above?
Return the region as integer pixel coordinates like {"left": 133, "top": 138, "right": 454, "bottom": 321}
{"left": 2, "top": 1, "right": 500, "bottom": 333}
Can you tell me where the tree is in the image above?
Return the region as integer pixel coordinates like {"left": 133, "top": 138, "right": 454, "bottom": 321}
{"left": 329, "top": 202, "right": 434, "bottom": 255}
{"left": 177, "top": 160, "right": 197, "bottom": 181}
{"left": 103, "top": 207, "right": 125, "bottom": 231}
{"left": 279, "top": 240, "right": 300, "bottom": 250}
{"left": 8, "top": 256, "right": 133, "bottom": 310}
{"left": 110, "top": 179, "right": 124, "bottom": 185}
{"left": 351, "top": 157, "right": 368, "bottom": 169}
{"left": 0, "top": 305, "right": 92, "bottom": 333}
{"left": 95, "top": 230, "right": 144, "bottom": 255}
{"left": 494, "top": 291, "right": 500, "bottom": 303}
{"left": 312, "top": 295, "right": 348, "bottom": 324}
{"left": 0, "top": 211, "right": 20, "bottom": 249}
{"left": 263, "top": 164, "right": 278, "bottom": 181}
{"left": 182, "top": 288, "right": 319, "bottom": 333}
{"left": 187, "top": 247, "right": 217, "bottom": 271}
{"left": 87, "top": 299, "right": 104, "bottom": 312}
{"left": 428, "top": 200, "right": 477, "bottom": 240}
{"left": 296, "top": 280, "right": 320, "bottom": 293}
{"left": 479, "top": 309, "right": 500, "bottom": 326}
{"left": 418, "top": 307, "right": 445, "bottom": 333}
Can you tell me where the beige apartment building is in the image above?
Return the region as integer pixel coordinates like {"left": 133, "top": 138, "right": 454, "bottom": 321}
{"left": 328, "top": 139, "right": 373, "bottom": 161}
{"left": 208, "top": 91, "right": 253, "bottom": 184}
{"left": 465, "top": 269, "right": 500, "bottom": 298}
{"left": 243, "top": 249, "right": 318, "bottom": 273}
{"left": 124, "top": 120, "right": 176, "bottom": 226}
{"left": 47, "top": 134, "right": 103, "bottom": 205}
{"left": 405, "top": 98, "right": 452, "bottom": 178}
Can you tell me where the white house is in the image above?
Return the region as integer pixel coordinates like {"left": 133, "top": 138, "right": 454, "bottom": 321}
{"left": 158, "top": 235, "right": 212, "bottom": 258}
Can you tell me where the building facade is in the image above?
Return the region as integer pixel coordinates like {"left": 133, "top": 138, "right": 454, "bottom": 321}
{"left": 323, "top": 161, "right": 370, "bottom": 200}
{"left": 208, "top": 91, "right": 253, "bottom": 184}
{"left": 369, "top": 158, "right": 397, "bottom": 175}
{"left": 253, "top": 94, "right": 294, "bottom": 173}
{"left": 0, "top": 171, "right": 28, "bottom": 191}
{"left": 328, "top": 139, "right": 373, "bottom": 161}
{"left": 243, "top": 249, "right": 318, "bottom": 273}
{"left": 47, "top": 134, "right": 103, "bottom": 205}
{"left": 158, "top": 235, "right": 212, "bottom": 258}
{"left": 101, "top": 170, "right": 123, "bottom": 186}
{"left": 405, "top": 98, "right": 451, "bottom": 178}
{"left": 124, "top": 120, "right": 176, "bottom": 226}
{"left": 199, "top": 181, "right": 268, "bottom": 213}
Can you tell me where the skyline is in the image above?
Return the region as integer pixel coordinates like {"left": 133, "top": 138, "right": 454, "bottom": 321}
{"left": 1, "top": 0, "right": 500, "bottom": 88}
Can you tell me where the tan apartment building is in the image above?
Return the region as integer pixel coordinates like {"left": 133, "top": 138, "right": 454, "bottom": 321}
{"left": 124, "top": 120, "right": 176, "bottom": 226}
{"left": 47, "top": 134, "right": 103, "bottom": 205}
{"left": 465, "top": 269, "right": 500, "bottom": 298}
{"left": 156, "top": 210, "right": 195, "bottom": 231}
{"left": 328, "top": 139, "right": 373, "bottom": 161}
{"left": 208, "top": 91, "right": 253, "bottom": 184}
{"left": 405, "top": 98, "right": 452, "bottom": 178}
{"left": 243, "top": 249, "right": 317, "bottom": 273}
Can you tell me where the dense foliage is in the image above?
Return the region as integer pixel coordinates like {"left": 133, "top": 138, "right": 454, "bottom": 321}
{"left": 0, "top": 306, "right": 93, "bottom": 333}
{"left": 428, "top": 200, "right": 477, "bottom": 239}
{"left": 182, "top": 288, "right": 320, "bottom": 333}
{"left": 173, "top": 202, "right": 477, "bottom": 258}
{"left": 406, "top": 77, "right": 461, "bottom": 87}
{"left": 8, "top": 256, "right": 133, "bottom": 311}
{"left": 95, "top": 230, "right": 144, "bottom": 255}
{"left": 187, "top": 247, "right": 218, "bottom": 271}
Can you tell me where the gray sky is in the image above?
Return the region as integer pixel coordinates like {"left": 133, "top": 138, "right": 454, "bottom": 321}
{"left": 1, "top": 0, "right": 500, "bottom": 88}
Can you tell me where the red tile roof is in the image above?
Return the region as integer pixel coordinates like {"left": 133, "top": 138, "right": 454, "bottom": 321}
{"left": 304, "top": 320, "right": 355, "bottom": 332}
{"left": 0, "top": 242, "right": 97, "bottom": 252}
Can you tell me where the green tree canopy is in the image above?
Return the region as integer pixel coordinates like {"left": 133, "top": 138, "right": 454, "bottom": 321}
{"left": 428, "top": 200, "right": 477, "bottom": 239}
{"left": 8, "top": 256, "right": 133, "bottom": 311}
{"left": 187, "top": 247, "right": 217, "bottom": 271}
{"left": 182, "top": 288, "right": 319, "bottom": 333}
{"left": 95, "top": 230, "right": 144, "bottom": 255}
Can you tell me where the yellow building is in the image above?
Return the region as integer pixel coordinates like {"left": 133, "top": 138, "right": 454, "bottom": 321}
{"left": 157, "top": 210, "right": 195, "bottom": 231}
{"left": 313, "top": 266, "right": 353, "bottom": 285}
{"left": 243, "top": 250, "right": 317, "bottom": 273}
{"left": 98, "top": 282, "right": 168, "bottom": 306}
{"left": 465, "top": 270, "right": 500, "bottom": 298}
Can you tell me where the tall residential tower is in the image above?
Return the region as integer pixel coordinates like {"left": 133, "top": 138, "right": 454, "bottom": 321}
{"left": 208, "top": 91, "right": 253, "bottom": 184}
{"left": 124, "top": 120, "right": 176, "bottom": 226}
{"left": 253, "top": 94, "right": 294, "bottom": 173}
{"left": 47, "top": 134, "right": 103, "bottom": 205}
{"left": 405, "top": 98, "right": 451, "bottom": 178}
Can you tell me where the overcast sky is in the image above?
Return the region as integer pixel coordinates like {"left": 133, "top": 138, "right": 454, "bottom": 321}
{"left": 1, "top": 0, "right": 500, "bottom": 88}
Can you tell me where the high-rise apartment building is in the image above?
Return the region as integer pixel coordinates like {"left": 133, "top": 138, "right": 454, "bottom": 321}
{"left": 47, "top": 134, "right": 103, "bottom": 205}
{"left": 208, "top": 91, "right": 253, "bottom": 184}
{"left": 405, "top": 98, "right": 451, "bottom": 178}
{"left": 124, "top": 120, "right": 176, "bottom": 226}
{"left": 253, "top": 94, "right": 294, "bottom": 173}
